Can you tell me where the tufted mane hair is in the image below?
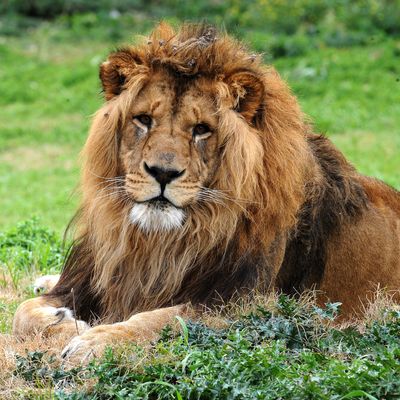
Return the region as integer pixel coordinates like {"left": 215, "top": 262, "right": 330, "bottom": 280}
{"left": 100, "top": 23, "right": 261, "bottom": 97}
{"left": 47, "top": 23, "right": 366, "bottom": 323}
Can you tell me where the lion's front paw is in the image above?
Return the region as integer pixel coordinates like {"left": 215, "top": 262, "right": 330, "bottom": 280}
{"left": 13, "top": 297, "right": 89, "bottom": 338}
{"left": 61, "top": 324, "right": 126, "bottom": 363}
{"left": 61, "top": 333, "right": 102, "bottom": 363}
{"left": 43, "top": 308, "right": 90, "bottom": 338}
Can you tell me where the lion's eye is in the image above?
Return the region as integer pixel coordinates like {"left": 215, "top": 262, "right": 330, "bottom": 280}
{"left": 134, "top": 114, "right": 152, "bottom": 128}
{"left": 193, "top": 123, "right": 211, "bottom": 137}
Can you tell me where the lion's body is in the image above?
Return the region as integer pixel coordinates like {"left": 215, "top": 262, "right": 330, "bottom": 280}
{"left": 13, "top": 23, "right": 400, "bottom": 360}
{"left": 321, "top": 176, "right": 400, "bottom": 314}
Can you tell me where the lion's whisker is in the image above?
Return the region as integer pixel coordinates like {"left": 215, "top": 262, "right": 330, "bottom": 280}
{"left": 196, "top": 192, "right": 249, "bottom": 215}
{"left": 88, "top": 170, "right": 125, "bottom": 181}
{"left": 199, "top": 187, "right": 260, "bottom": 205}
{"left": 95, "top": 187, "right": 129, "bottom": 202}
{"left": 197, "top": 188, "right": 255, "bottom": 213}
{"left": 93, "top": 180, "right": 125, "bottom": 192}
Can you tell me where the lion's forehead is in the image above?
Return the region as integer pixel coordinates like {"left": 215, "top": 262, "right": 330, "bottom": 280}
{"left": 137, "top": 74, "right": 218, "bottom": 122}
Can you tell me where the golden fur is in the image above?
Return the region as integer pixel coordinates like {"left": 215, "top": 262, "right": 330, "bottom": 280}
{"left": 13, "top": 23, "right": 400, "bottom": 361}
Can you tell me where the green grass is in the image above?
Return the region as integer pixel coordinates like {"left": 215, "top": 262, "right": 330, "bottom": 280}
{"left": 0, "top": 219, "right": 64, "bottom": 334}
{"left": 275, "top": 43, "right": 400, "bottom": 187}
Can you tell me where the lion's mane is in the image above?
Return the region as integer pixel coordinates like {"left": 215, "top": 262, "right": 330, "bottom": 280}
{"left": 48, "top": 23, "right": 368, "bottom": 322}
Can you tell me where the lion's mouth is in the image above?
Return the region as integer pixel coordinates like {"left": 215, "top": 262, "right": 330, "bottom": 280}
{"left": 136, "top": 194, "right": 181, "bottom": 209}
{"left": 147, "top": 195, "right": 174, "bottom": 208}
{"left": 130, "top": 196, "right": 185, "bottom": 232}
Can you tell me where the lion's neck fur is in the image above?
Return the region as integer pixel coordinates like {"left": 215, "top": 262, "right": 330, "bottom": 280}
{"left": 89, "top": 201, "right": 240, "bottom": 321}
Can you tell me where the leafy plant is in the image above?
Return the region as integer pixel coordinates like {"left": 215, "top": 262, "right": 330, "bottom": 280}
{"left": 15, "top": 350, "right": 82, "bottom": 391}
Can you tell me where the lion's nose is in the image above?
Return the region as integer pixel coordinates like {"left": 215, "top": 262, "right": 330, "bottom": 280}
{"left": 144, "top": 162, "right": 185, "bottom": 188}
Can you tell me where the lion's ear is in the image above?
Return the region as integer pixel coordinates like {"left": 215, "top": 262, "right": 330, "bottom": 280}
{"left": 226, "top": 71, "right": 264, "bottom": 123}
{"left": 99, "top": 48, "right": 143, "bottom": 100}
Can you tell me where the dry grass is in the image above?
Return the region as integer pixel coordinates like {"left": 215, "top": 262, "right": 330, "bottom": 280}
{"left": 0, "top": 276, "right": 398, "bottom": 399}
{"left": 0, "top": 333, "right": 70, "bottom": 399}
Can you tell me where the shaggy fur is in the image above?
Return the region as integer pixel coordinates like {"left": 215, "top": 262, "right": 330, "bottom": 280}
{"left": 13, "top": 23, "right": 400, "bottom": 360}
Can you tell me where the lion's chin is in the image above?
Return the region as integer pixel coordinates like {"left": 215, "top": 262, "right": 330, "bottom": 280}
{"left": 129, "top": 202, "right": 185, "bottom": 233}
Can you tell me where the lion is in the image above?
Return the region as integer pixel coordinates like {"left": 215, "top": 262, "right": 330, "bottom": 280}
{"left": 13, "top": 23, "right": 400, "bottom": 361}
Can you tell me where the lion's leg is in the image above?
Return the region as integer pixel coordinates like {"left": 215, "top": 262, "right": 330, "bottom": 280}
{"left": 61, "top": 304, "right": 189, "bottom": 362}
{"left": 13, "top": 296, "right": 89, "bottom": 338}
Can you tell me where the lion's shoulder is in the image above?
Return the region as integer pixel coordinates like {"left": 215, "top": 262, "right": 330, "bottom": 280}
{"left": 277, "top": 134, "right": 369, "bottom": 293}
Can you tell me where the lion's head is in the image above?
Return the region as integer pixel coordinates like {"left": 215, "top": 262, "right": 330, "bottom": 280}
{"left": 59, "top": 23, "right": 313, "bottom": 320}
{"left": 84, "top": 23, "right": 309, "bottom": 233}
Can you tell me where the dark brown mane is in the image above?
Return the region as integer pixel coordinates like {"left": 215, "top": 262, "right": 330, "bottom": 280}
{"left": 277, "top": 134, "right": 369, "bottom": 294}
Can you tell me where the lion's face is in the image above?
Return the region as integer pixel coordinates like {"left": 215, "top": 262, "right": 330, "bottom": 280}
{"left": 119, "top": 71, "right": 220, "bottom": 232}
